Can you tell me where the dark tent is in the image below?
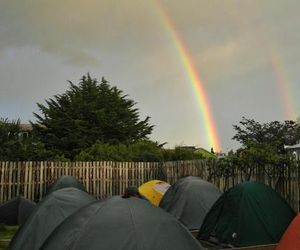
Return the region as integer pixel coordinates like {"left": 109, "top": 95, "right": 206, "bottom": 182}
{"left": 198, "top": 181, "right": 296, "bottom": 248}
{"left": 159, "top": 176, "right": 222, "bottom": 230}
{"left": 46, "top": 175, "right": 86, "bottom": 194}
{"left": 0, "top": 196, "right": 35, "bottom": 225}
{"left": 9, "top": 187, "right": 96, "bottom": 250}
{"left": 41, "top": 196, "right": 203, "bottom": 250}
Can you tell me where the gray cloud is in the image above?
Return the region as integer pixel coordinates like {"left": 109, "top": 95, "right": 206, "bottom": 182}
{"left": 0, "top": 1, "right": 160, "bottom": 65}
{"left": 1, "top": 0, "right": 300, "bottom": 150}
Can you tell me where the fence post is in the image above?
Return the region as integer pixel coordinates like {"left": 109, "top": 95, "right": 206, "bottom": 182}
{"left": 39, "top": 162, "right": 44, "bottom": 201}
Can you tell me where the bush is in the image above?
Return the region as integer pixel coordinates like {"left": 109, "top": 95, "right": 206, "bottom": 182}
{"left": 130, "top": 141, "right": 163, "bottom": 162}
{"left": 76, "top": 142, "right": 207, "bottom": 162}
{"left": 162, "top": 147, "right": 204, "bottom": 161}
{"left": 75, "top": 140, "right": 163, "bottom": 162}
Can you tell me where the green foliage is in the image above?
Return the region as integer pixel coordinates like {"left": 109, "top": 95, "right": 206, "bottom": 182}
{"left": 76, "top": 143, "right": 129, "bottom": 161}
{"left": 228, "top": 117, "right": 300, "bottom": 181}
{"left": 0, "top": 118, "right": 49, "bottom": 160}
{"left": 76, "top": 140, "right": 163, "bottom": 162}
{"left": 76, "top": 142, "right": 208, "bottom": 162}
{"left": 0, "top": 224, "right": 18, "bottom": 249}
{"left": 214, "top": 157, "right": 234, "bottom": 181}
{"left": 0, "top": 118, "right": 21, "bottom": 160}
{"left": 233, "top": 117, "right": 300, "bottom": 152}
{"left": 194, "top": 148, "right": 217, "bottom": 160}
{"left": 32, "top": 74, "right": 154, "bottom": 160}
{"left": 162, "top": 147, "right": 204, "bottom": 161}
{"left": 130, "top": 141, "right": 164, "bottom": 162}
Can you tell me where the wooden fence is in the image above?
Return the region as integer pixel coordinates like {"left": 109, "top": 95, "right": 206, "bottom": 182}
{"left": 0, "top": 160, "right": 300, "bottom": 211}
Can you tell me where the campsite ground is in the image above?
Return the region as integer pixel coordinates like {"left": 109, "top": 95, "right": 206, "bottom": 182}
{"left": 0, "top": 225, "right": 18, "bottom": 250}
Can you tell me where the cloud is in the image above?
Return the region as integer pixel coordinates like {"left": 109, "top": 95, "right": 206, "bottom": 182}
{"left": 42, "top": 44, "right": 99, "bottom": 66}
{"left": 0, "top": 1, "right": 160, "bottom": 66}
{"left": 1, "top": 0, "right": 299, "bottom": 70}
{"left": 193, "top": 34, "right": 268, "bottom": 85}
{"left": 1, "top": 0, "right": 300, "bottom": 150}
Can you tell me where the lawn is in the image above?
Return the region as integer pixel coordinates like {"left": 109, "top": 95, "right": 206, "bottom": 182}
{"left": 0, "top": 224, "right": 18, "bottom": 250}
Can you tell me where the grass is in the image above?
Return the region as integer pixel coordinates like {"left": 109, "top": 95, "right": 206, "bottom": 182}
{"left": 0, "top": 224, "right": 18, "bottom": 250}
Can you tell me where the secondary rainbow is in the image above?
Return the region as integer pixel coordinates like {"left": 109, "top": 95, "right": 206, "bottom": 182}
{"left": 155, "top": 0, "right": 221, "bottom": 151}
{"left": 270, "top": 50, "right": 297, "bottom": 120}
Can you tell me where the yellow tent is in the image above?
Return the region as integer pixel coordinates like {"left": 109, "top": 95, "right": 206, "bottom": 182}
{"left": 139, "top": 180, "right": 170, "bottom": 206}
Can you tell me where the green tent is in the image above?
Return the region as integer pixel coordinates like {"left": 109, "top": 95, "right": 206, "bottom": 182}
{"left": 159, "top": 176, "right": 222, "bottom": 230}
{"left": 46, "top": 176, "right": 86, "bottom": 194}
{"left": 41, "top": 196, "right": 203, "bottom": 250}
{"left": 198, "top": 181, "right": 296, "bottom": 248}
{"left": 9, "top": 187, "right": 96, "bottom": 250}
{"left": 0, "top": 196, "right": 35, "bottom": 225}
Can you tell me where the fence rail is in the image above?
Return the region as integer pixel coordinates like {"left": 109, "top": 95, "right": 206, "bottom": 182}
{"left": 0, "top": 161, "right": 300, "bottom": 211}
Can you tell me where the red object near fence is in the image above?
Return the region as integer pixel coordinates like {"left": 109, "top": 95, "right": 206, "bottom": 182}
{"left": 276, "top": 213, "right": 300, "bottom": 250}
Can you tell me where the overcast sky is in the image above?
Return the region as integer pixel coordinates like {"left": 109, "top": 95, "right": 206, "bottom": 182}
{"left": 1, "top": 0, "right": 300, "bottom": 151}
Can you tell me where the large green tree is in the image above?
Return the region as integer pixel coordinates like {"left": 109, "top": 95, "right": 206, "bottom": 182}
{"left": 32, "top": 74, "right": 154, "bottom": 159}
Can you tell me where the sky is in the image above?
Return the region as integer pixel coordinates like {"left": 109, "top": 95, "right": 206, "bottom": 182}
{"left": 1, "top": 0, "right": 300, "bottom": 152}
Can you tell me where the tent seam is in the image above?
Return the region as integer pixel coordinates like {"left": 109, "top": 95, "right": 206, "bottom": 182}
{"left": 127, "top": 200, "right": 140, "bottom": 250}
{"left": 71, "top": 201, "right": 107, "bottom": 249}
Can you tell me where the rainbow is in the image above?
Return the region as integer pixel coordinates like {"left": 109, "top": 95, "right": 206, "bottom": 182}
{"left": 154, "top": 1, "right": 221, "bottom": 151}
{"left": 270, "top": 50, "right": 297, "bottom": 120}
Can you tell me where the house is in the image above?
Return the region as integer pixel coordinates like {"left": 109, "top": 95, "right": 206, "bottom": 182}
{"left": 177, "top": 146, "right": 197, "bottom": 151}
{"left": 214, "top": 151, "right": 226, "bottom": 159}
{"left": 18, "top": 124, "right": 33, "bottom": 138}
{"left": 284, "top": 144, "right": 300, "bottom": 160}
{"left": 19, "top": 124, "right": 33, "bottom": 131}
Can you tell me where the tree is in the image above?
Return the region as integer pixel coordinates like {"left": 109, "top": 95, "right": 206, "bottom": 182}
{"left": 232, "top": 117, "right": 300, "bottom": 184}
{"left": 0, "top": 118, "right": 49, "bottom": 160}
{"left": 0, "top": 118, "right": 21, "bottom": 160}
{"left": 32, "top": 74, "right": 154, "bottom": 159}
{"left": 233, "top": 117, "right": 300, "bottom": 153}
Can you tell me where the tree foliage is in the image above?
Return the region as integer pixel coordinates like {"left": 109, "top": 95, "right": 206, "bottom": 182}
{"left": 76, "top": 140, "right": 164, "bottom": 162}
{"left": 32, "top": 74, "right": 154, "bottom": 159}
{"left": 162, "top": 147, "right": 204, "bottom": 161}
{"left": 76, "top": 142, "right": 208, "bottom": 162}
{"left": 233, "top": 117, "right": 300, "bottom": 152}
{"left": 228, "top": 117, "right": 300, "bottom": 181}
{"left": 0, "top": 118, "right": 21, "bottom": 160}
{"left": 0, "top": 118, "right": 48, "bottom": 160}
